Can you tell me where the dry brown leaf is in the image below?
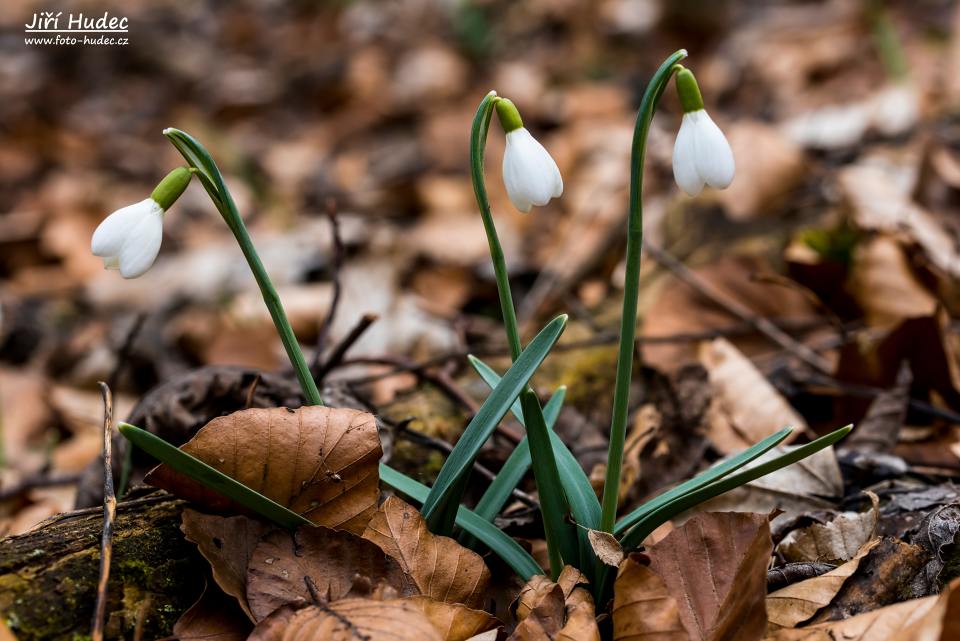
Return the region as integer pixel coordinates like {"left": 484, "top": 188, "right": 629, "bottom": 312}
{"left": 646, "top": 512, "right": 773, "bottom": 641}
{"left": 846, "top": 236, "right": 938, "bottom": 328}
{"left": 246, "top": 525, "right": 415, "bottom": 622}
{"left": 587, "top": 529, "right": 624, "bottom": 568}
{"left": 145, "top": 406, "right": 381, "bottom": 533}
{"left": 642, "top": 255, "right": 820, "bottom": 372}
{"left": 700, "top": 338, "right": 805, "bottom": 454}
{"left": 173, "top": 583, "right": 253, "bottom": 641}
{"left": 180, "top": 509, "right": 271, "bottom": 620}
{"left": 777, "top": 493, "right": 880, "bottom": 564}
{"left": 766, "top": 538, "right": 880, "bottom": 631}
{"left": 405, "top": 596, "right": 499, "bottom": 641}
{"left": 556, "top": 588, "right": 600, "bottom": 641}
{"left": 613, "top": 555, "right": 688, "bottom": 641}
{"left": 248, "top": 599, "right": 444, "bottom": 641}
{"left": 362, "top": 497, "right": 491, "bottom": 609}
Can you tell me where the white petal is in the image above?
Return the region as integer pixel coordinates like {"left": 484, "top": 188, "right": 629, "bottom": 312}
{"left": 502, "top": 128, "right": 562, "bottom": 212}
{"left": 103, "top": 256, "right": 120, "bottom": 270}
{"left": 692, "top": 110, "right": 735, "bottom": 189}
{"left": 672, "top": 112, "right": 705, "bottom": 196}
{"left": 91, "top": 198, "right": 160, "bottom": 256}
{"left": 117, "top": 206, "right": 164, "bottom": 278}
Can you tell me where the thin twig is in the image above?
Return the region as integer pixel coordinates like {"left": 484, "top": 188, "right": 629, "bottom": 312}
{"left": 91, "top": 382, "right": 116, "bottom": 641}
{"left": 643, "top": 240, "right": 833, "bottom": 373}
{"left": 0, "top": 472, "right": 81, "bottom": 502}
{"left": 314, "top": 312, "right": 379, "bottom": 382}
{"left": 312, "top": 200, "right": 345, "bottom": 374}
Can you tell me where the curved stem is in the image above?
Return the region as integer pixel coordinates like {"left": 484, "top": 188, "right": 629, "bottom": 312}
{"left": 598, "top": 49, "right": 687, "bottom": 533}
{"left": 470, "top": 92, "right": 574, "bottom": 577}
{"left": 164, "top": 128, "right": 324, "bottom": 407}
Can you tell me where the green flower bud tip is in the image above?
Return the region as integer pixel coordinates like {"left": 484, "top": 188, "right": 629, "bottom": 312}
{"left": 150, "top": 166, "right": 193, "bottom": 210}
{"left": 674, "top": 66, "right": 704, "bottom": 113}
{"left": 495, "top": 98, "right": 524, "bottom": 133}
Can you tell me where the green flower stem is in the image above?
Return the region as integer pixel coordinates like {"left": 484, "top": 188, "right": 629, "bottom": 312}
{"left": 163, "top": 128, "right": 323, "bottom": 407}
{"left": 470, "top": 91, "right": 572, "bottom": 578}
{"left": 598, "top": 49, "right": 687, "bottom": 533}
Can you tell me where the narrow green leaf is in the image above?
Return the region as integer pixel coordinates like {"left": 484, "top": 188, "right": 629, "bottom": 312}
{"left": 470, "top": 384, "right": 566, "bottom": 522}
{"left": 469, "top": 356, "right": 600, "bottom": 529}
{"left": 421, "top": 315, "right": 568, "bottom": 534}
{"left": 118, "top": 423, "right": 310, "bottom": 529}
{"left": 379, "top": 463, "right": 543, "bottom": 580}
{"left": 618, "top": 425, "right": 852, "bottom": 550}
{"left": 613, "top": 427, "right": 794, "bottom": 535}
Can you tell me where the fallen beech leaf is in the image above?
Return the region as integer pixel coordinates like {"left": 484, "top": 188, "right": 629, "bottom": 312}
{"left": 362, "top": 497, "right": 490, "bottom": 609}
{"left": 777, "top": 493, "right": 880, "bottom": 564}
{"left": 246, "top": 525, "right": 415, "bottom": 622}
{"left": 700, "top": 338, "right": 805, "bottom": 455}
{"left": 556, "top": 588, "right": 600, "bottom": 641}
{"left": 405, "top": 596, "right": 499, "bottom": 641}
{"left": 613, "top": 555, "right": 688, "bottom": 641}
{"left": 180, "top": 509, "right": 271, "bottom": 620}
{"left": 846, "top": 236, "right": 938, "bottom": 328}
{"left": 145, "top": 406, "right": 381, "bottom": 533}
{"left": 646, "top": 512, "right": 772, "bottom": 641}
{"left": 515, "top": 566, "right": 587, "bottom": 621}
{"left": 587, "top": 529, "right": 624, "bottom": 568}
{"left": 766, "top": 538, "right": 879, "bottom": 631}
{"left": 249, "top": 599, "right": 444, "bottom": 641}
{"left": 173, "top": 583, "right": 252, "bottom": 641}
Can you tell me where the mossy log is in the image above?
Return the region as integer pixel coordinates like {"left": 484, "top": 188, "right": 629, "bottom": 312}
{"left": 0, "top": 496, "right": 202, "bottom": 641}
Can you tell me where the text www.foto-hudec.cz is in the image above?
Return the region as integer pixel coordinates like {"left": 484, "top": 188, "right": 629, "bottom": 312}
{"left": 24, "top": 11, "right": 129, "bottom": 46}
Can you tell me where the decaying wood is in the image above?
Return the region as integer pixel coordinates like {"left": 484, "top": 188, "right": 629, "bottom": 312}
{"left": 0, "top": 496, "right": 201, "bottom": 641}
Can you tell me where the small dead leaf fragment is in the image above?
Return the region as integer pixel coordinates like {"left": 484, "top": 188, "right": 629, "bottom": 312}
{"left": 362, "top": 497, "right": 491, "bottom": 609}
{"left": 613, "top": 555, "right": 688, "bottom": 641}
{"left": 180, "top": 509, "right": 271, "bottom": 620}
{"left": 646, "top": 512, "right": 772, "bottom": 641}
{"left": 173, "top": 583, "right": 252, "bottom": 641}
{"left": 248, "top": 599, "right": 444, "bottom": 641}
{"left": 587, "top": 529, "right": 624, "bottom": 568}
{"left": 246, "top": 525, "right": 415, "bottom": 622}
{"left": 146, "top": 406, "right": 381, "bottom": 533}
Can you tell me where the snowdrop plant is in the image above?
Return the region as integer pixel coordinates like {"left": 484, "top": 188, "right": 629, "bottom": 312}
{"left": 671, "top": 66, "right": 735, "bottom": 196}
{"left": 91, "top": 167, "right": 191, "bottom": 278}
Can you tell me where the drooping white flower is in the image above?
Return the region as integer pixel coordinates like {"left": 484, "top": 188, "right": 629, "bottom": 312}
{"left": 91, "top": 198, "right": 165, "bottom": 278}
{"left": 672, "top": 110, "right": 735, "bottom": 196}
{"left": 671, "top": 66, "right": 735, "bottom": 197}
{"left": 91, "top": 166, "right": 191, "bottom": 279}
{"left": 496, "top": 98, "right": 562, "bottom": 213}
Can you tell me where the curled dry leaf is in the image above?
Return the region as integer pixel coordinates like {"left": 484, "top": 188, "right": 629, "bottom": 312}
{"left": 362, "top": 497, "right": 490, "bottom": 609}
{"left": 700, "top": 338, "right": 804, "bottom": 455}
{"left": 777, "top": 493, "right": 880, "bottom": 565}
{"left": 180, "top": 509, "right": 271, "bottom": 620}
{"left": 613, "top": 554, "right": 688, "bottom": 641}
{"left": 645, "top": 511, "right": 773, "bottom": 641}
{"left": 246, "top": 525, "right": 415, "bottom": 622}
{"left": 405, "top": 596, "right": 499, "bottom": 641}
{"left": 587, "top": 529, "right": 624, "bottom": 568}
{"left": 511, "top": 566, "right": 598, "bottom": 641}
{"left": 766, "top": 538, "right": 879, "bottom": 631}
{"left": 145, "top": 406, "right": 381, "bottom": 533}
{"left": 249, "top": 599, "right": 444, "bottom": 641}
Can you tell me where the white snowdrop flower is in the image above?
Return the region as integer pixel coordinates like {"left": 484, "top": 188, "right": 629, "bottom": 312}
{"left": 91, "top": 167, "right": 192, "bottom": 279}
{"left": 497, "top": 98, "right": 562, "bottom": 213}
{"left": 671, "top": 67, "right": 735, "bottom": 197}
